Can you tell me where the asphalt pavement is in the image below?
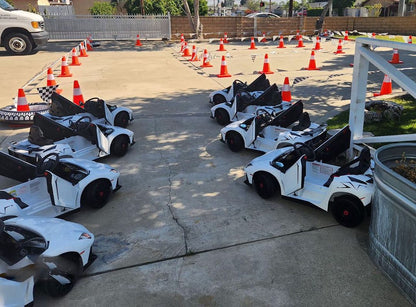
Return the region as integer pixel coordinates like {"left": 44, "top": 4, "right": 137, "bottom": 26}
{"left": 0, "top": 38, "right": 413, "bottom": 306}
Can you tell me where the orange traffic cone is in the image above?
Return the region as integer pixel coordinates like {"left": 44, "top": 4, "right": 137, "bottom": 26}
{"left": 304, "top": 51, "right": 320, "bottom": 70}
{"left": 295, "top": 30, "right": 300, "bottom": 40}
{"left": 180, "top": 40, "right": 185, "bottom": 53}
{"left": 180, "top": 33, "right": 184, "bottom": 43}
{"left": 389, "top": 49, "right": 403, "bottom": 64}
{"left": 277, "top": 35, "right": 286, "bottom": 48}
{"left": 373, "top": 75, "right": 392, "bottom": 97}
{"left": 86, "top": 39, "right": 94, "bottom": 51}
{"left": 182, "top": 42, "right": 191, "bottom": 56}
{"left": 58, "top": 56, "right": 72, "bottom": 77}
{"left": 372, "top": 32, "right": 376, "bottom": 39}
{"left": 135, "top": 34, "right": 142, "bottom": 47}
{"left": 70, "top": 48, "right": 81, "bottom": 66}
{"left": 334, "top": 39, "right": 345, "bottom": 54}
{"left": 223, "top": 32, "right": 229, "bottom": 43}
{"left": 408, "top": 35, "right": 413, "bottom": 44}
{"left": 16, "top": 89, "right": 30, "bottom": 112}
{"left": 323, "top": 29, "right": 328, "bottom": 36}
{"left": 73, "top": 80, "right": 84, "bottom": 106}
{"left": 249, "top": 37, "right": 257, "bottom": 50}
{"left": 260, "top": 32, "right": 267, "bottom": 43}
{"left": 189, "top": 45, "right": 199, "bottom": 61}
{"left": 296, "top": 35, "right": 305, "bottom": 48}
{"left": 217, "top": 38, "right": 226, "bottom": 51}
{"left": 200, "top": 49, "right": 213, "bottom": 68}
{"left": 344, "top": 31, "right": 349, "bottom": 41}
{"left": 259, "top": 54, "right": 274, "bottom": 74}
{"left": 281, "top": 77, "right": 292, "bottom": 103}
{"left": 46, "top": 68, "right": 63, "bottom": 94}
{"left": 313, "top": 36, "right": 321, "bottom": 50}
{"left": 217, "top": 55, "right": 231, "bottom": 78}
{"left": 79, "top": 42, "right": 88, "bottom": 57}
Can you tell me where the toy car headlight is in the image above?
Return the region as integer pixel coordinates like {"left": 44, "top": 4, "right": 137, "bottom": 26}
{"left": 110, "top": 169, "right": 118, "bottom": 173}
{"left": 79, "top": 232, "right": 93, "bottom": 240}
{"left": 246, "top": 162, "right": 253, "bottom": 168}
{"left": 239, "top": 124, "right": 247, "bottom": 129}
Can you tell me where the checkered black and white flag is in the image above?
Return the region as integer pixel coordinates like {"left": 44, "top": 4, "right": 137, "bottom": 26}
{"left": 292, "top": 77, "right": 310, "bottom": 86}
{"left": 37, "top": 85, "right": 59, "bottom": 102}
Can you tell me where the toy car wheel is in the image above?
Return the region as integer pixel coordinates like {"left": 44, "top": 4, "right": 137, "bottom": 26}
{"left": 215, "top": 108, "right": 230, "bottom": 125}
{"left": 110, "top": 135, "right": 130, "bottom": 157}
{"left": 226, "top": 132, "right": 244, "bottom": 152}
{"left": 253, "top": 172, "right": 280, "bottom": 199}
{"left": 114, "top": 111, "right": 130, "bottom": 128}
{"left": 81, "top": 179, "right": 112, "bottom": 208}
{"left": 43, "top": 256, "right": 82, "bottom": 297}
{"left": 331, "top": 196, "right": 365, "bottom": 228}
{"left": 212, "top": 94, "right": 226, "bottom": 105}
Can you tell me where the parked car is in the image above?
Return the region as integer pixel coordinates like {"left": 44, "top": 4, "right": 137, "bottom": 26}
{"left": 220, "top": 100, "right": 327, "bottom": 153}
{"left": 0, "top": 215, "right": 94, "bottom": 298}
{"left": 0, "top": 150, "right": 120, "bottom": 217}
{"left": 244, "top": 126, "right": 374, "bottom": 227}
{"left": 246, "top": 12, "right": 280, "bottom": 18}
{"left": 9, "top": 112, "right": 134, "bottom": 163}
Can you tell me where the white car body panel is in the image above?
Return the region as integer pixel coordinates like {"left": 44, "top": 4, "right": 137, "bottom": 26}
{"left": 0, "top": 276, "right": 34, "bottom": 307}
{"left": 0, "top": 157, "right": 119, "bottom": 218}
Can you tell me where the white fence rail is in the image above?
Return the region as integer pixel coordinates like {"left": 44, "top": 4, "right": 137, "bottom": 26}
{"left": 349, "top": 37, "right": 416, "bottom": 152}
{"left": 43, "top": 14, "right": 171, "bottom": 41}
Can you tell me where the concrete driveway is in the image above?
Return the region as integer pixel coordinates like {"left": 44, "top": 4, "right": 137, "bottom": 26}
{"left": 0, "top": 38, "right": 412, "bottom": 306}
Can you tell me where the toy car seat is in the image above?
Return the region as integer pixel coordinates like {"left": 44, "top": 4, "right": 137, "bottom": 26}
{"left": 323, "top": 147, "right": 371, "bottom": 187}
{"left": 28, "top": 125, "right": 54, "bottom": 146}
{"left": 292, "top": 112, "right": 311, "bottom": 131}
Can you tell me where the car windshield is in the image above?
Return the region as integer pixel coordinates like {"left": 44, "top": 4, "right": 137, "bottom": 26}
{"left": 0, "top": 0, "right": 16, "bottom": 11}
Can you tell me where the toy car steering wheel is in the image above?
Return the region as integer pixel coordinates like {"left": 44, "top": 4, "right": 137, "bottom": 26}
{"left": 292, "top": 142, "right": 316, "bottom": 161}
{"left": 256, "top": 108, "right": 272, "bottom": 116}
{"left": 36, "top": 152, "right": 60, "bottom": 173}
{"left": 84, "top": 97, "right": 104, "bottom": 104}
{"left": 70, "top": 115, "right": 92, "bottom": 132}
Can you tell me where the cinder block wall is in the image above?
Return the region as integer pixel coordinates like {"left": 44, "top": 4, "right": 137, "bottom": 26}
{"left": 171, "top": 16, "right": 416, "bottom": 40}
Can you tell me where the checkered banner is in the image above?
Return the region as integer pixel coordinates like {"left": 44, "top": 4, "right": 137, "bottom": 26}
{"left": 37, "top": 85, "right": 59, "bottom": 102}
{"left": 292, "top": 76, "right": 310, "bottom": 86}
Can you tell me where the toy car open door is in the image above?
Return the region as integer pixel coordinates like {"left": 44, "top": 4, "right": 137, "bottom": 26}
{"left": 47, "top": 173, "right": 79, "bottom": 209}
{"left": 281, "top": 157, "right": 305, "bottom": 194}
{"left": 94, "top": 125, "right": 110, "bottom": 154}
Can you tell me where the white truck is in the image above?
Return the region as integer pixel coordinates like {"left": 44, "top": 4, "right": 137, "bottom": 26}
{"left": 0, "top": 0, "right": 48, "bottom": 55}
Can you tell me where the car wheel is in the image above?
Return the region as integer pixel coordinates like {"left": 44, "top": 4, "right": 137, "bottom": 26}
{"left": 114, "top": 111, "right": 130, "bottom": 128}
{"left": 4, "top": 33, "right": 33, "bottom": 55}
{"left": 110, "top": 135, "right": 130, "bottom": 157}
{"left": 81, "top": 179, "right": 112, "bottom": 208}
{"left": 331, "top": 196, "right": 365, "bottom": 228}
{"left": 226, "top": 132, "right": 244, "bottom": 152}
{"left": 43, "top": 255, "right": 82, "bottom": 297}
{"left": 215, "top": 108, "right": 230, "bottom": 125}
{"left": 212, "top": 94, "right": 226, "bottom": 105}
{"left": 253, "top": 172, "right": 279, "bottom": 199}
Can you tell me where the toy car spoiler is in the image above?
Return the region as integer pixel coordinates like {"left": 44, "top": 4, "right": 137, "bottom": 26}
{"left": 270, "top": 100, "right": 303, "bottom": 128}
{"left": 236, "top": 84, "right": 282, "bottom": 113}
{"left": 245, "top": 73, "right": 270, "bottom": 92}
{"left": 34, "top": 113, "right": 76, "bottom": 142}
{"left": 314, "top": 125, "right": 351, "bottom": 163}
{"left": 0, "top": 151, "right": 37, "bottom": 182}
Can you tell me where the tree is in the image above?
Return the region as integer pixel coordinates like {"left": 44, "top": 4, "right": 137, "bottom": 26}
{"left": 89, "top": 2, "right": 116, "bottom": 15}
{"left": 247, "top": 0, "right": 260, "bottom": 11}
{"left": 182, "top": 0, "right": 202, "bottom": 38}
{"left": 124, "top": 0, "right": 183, "bottom": 15}
{"left": 240, "top": 0, "right": 247, "bottom": 5}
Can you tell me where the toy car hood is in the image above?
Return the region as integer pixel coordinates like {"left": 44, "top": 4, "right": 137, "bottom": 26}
{"left": 5, "top": 216, "right": 93, "bottom": 244}
{"left": 61, "top": 157, "right": 118, "bottom": 173}
{"left": 247, "top": 146, "right": 293, "bottom": 166}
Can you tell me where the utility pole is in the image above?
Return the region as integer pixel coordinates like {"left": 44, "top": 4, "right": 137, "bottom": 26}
{"left": 269, "top": 0, "right": 272, "bottom": 13}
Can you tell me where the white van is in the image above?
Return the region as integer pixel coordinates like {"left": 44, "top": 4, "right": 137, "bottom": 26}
{"left": 0, "top": 0, "right": 48, "bottom": 55}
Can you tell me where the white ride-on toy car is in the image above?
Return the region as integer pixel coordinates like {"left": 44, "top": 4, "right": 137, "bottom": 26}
{"left": 209, "top": 74, "right": 272, "bottom": 105}
{"left": 9, "top": 112, "right": 134, "bottom": 163}
{"left": 220, "top": 100, "right": 327, "bottom": 153}
{"left": 210, "top": 83, "right": 290, "bottom": 125}
{"left": 0, "top": 150, "right": 120, "bottom": 217}
{"left": 244, "top": 126, "right": 374, "bottom": 227}
{"left": 0, "top": 215, "right": 95, "bottom": 298}
{"left": 45, "top": 92, "right": 133, "bottom": 128}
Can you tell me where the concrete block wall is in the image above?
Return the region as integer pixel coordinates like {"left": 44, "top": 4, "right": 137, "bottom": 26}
{"left": 171, "top": 16, "right": 416, "bottom": 40}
